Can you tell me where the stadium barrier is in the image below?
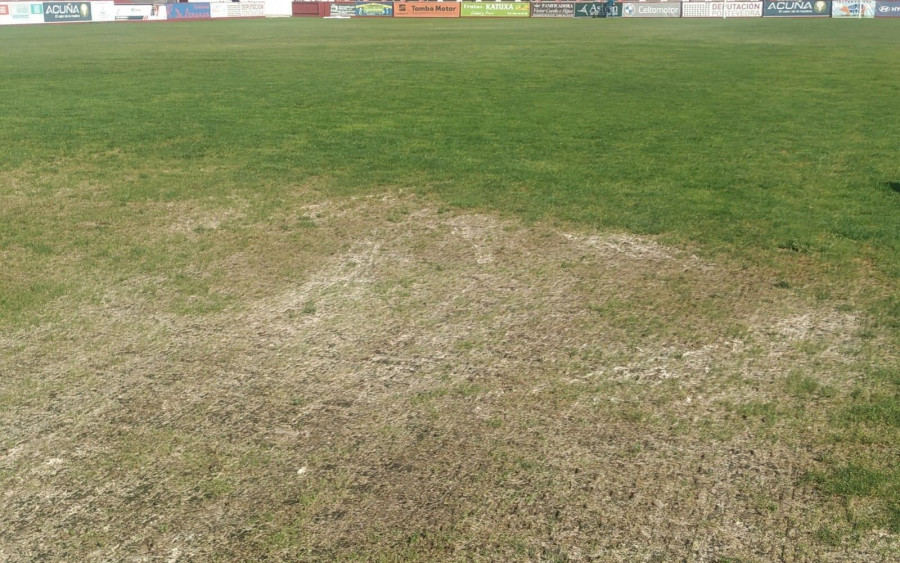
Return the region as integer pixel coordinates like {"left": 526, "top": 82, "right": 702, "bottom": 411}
{"left": 682, "top": 2, "right": 764, "bottom": 17}
{"left": 622, "top": 2, "right": 682, "bottom": 17}
{"left": 762, "top": 1, "right": 831, "bottom": 16}
{"left": 4, "top": 0, "right": 900, "bottom": 25}
{"left": 875, "top": 0, "right": 900, "bottom": 16}
{"left": 831, "top": 0, "right": 876, "bottom": 15}
{"left": 394, "top": 1, "right": 460, "bottom": 17}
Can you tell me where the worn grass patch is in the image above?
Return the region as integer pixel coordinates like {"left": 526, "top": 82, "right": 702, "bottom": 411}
{"left": 2, "top": 194, "right": 897, "bottom": 560}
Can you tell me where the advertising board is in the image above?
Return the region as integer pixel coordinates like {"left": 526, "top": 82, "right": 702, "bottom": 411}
{"left": 166, "top": 2, "right": 210, "bottom": 19}
{"left": 43, "top": 1, "right": 91, "bottom": 22}
{"left": 762, "top": 0, "right": 831, "bottom": 15}
{"left": 353, "top": 2, "right": 393, "bottom": 16}
{"left": 875, "top": 0, "right": 900, "bottom": 16}
{"left": 531, "top": 2, "right": 576, "bottom": 17}
{"left": 682, "top": 2, "right": 762, "bottom": 16}
{"left": 831, "top": 0, "right": 876, "bottom": 15}
{"left": 0, "top": 2, "right": 44, "bottom": 24}
{"left": 92, "top": 1, "right": 116, "bottom": 21}
{"left": 210, "top": 1, "right": 265, "bottom": 18}
{"left": 393, "top": 1, "right": 460, "bottom": 17}
{"left": 115, "top": 4, "right": 167, "bottom": 20}
{"left": 574, "top": 2, "right": 621, "bottom": 17}
{"left": 622, "top": 2, "right": 681, "bottom": 17}
{"left": 460, "top": 2, "right": 531, "bottom": 17}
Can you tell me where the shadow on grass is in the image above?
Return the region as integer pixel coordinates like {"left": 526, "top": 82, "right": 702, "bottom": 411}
{"left": 886, "top": 181, "right": 900, "bottom": 194}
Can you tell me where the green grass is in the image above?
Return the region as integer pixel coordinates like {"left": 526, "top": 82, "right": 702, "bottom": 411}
{"left": 0, "top": 18, "right": 898, "bottom": 558}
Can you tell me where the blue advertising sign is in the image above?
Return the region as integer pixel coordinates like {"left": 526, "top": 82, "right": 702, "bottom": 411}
{"left": 875, "top": 1, "right": 900, "bottom": 16}
{"left": 167, "top": 2, "right": 211, "bottom": 20}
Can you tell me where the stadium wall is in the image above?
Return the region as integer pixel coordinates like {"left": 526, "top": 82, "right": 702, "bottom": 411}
{"left": 3, "top": 0, "right": 899, "bottom": 25}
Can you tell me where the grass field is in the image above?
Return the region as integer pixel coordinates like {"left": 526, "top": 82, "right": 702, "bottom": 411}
{"left": 1, "top": 18, "right": 898, "bottom": 560}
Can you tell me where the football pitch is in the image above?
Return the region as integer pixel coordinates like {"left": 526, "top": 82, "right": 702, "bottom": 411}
{"left": 1, "top": 18, "right": 898, "bottom": 560}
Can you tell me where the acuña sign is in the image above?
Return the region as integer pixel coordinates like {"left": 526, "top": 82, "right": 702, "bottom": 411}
{"left": 763, "top": 0, "right": 831, "bottom": 15}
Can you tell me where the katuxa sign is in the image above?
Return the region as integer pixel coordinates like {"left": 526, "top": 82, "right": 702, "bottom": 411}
{"left": 763, "top": 0, "right": 831, "bottom": 14}
{"left": 43, "top": 1, "right": 91, "bottom": 22}
{"left": 875, "top": 1, "right": 900, "bottom": 16}
{"left": 622, "top": 2, "right": 682, "bottom": 17}
{"left": 460, "top": 2, "right": 530, "bottom": 17}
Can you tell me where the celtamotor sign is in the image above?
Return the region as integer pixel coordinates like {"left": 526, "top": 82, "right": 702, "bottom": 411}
{"left": 43, "top": 1, "right": 91, "bottom": 22}
{"left": 622, "top": 3, "right": 681, "bottom": 17}
{"left": 875, "top": 1, "right": 900, "bottom": 16}
{"left": 460, "top": 2, "right": 530, "bottom": 17}
{"left": 763, "top": 0, "right": 831, "bottom": 15}
{"left": 393, "top": 2, "right": 460, "bottom": 17}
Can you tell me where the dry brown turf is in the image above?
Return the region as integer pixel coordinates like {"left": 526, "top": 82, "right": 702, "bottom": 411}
{"left": 0, "top": 194, "right": 896, "bottom": 561}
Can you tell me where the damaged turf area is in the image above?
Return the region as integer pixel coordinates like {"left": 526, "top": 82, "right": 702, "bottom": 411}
{"left": 1, "top": 194, "right": 895, "bottom": 560}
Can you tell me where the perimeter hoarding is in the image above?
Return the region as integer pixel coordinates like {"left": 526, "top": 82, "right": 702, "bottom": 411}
{"left": 0, "top": 2, "right": 44, "bottom": 24}
{"left": 763, "top": 0, "right": 831, "bottom": 15}
{"left": 354, "top": 2, "right": 393, "bottom": 16}
{"left": 460, "top": 2, "right": 530, "bottom": 17}
{"left": 574, "top": 2, "right": 622, "bottom": 17}
{"left": 682, "top": 2, "right": 763, "bottom": 16}
{"left": 91, "top": 0, "right": 116, "bottom": 21}
{"left": 210, "top": 1, "right": 265, "bottom": 18}
{"left": 531, "top": 2, "right": 575, "bottom": 17}
{"left": 166, "top": 2, "right": 210, "bottom": 19}
{"left": 622, "top": 2, "right": 681, "bottom": 17}
{"left": 831, "top": 0, "right": 876, "bottom": 15}
{"left": 394, "top": 1, "right": 460, "bottom": 17}
{"left": 329, "top": 2, "right": 392, "bottom": 16}
{"left": 115, "top": 4, "right": 167, "bottom": 20}
{"left": 875, "top": 1, "right": 900, "bottom": 16}
{"left": 43, "top": 1, "right": 91, "bottom": 22}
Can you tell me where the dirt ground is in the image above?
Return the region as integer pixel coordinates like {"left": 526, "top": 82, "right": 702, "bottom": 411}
{"left": 1, "top": 194, "right": 896, "bottom": 561}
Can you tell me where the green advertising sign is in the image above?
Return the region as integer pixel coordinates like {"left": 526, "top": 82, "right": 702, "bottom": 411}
{"left": 460, "top": 2, "right": 531, "bottom": 17}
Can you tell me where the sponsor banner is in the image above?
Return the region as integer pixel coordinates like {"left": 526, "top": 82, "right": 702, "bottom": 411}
{"left": 0, "top": 2, "right": 44, "bottom": 24}
{"left": 166, "top": 2, "right": 210, "bottom": 19}
{"left": 353, "top": 2, "right": 392, "bottom": 16}
{"left": 682, "top": 2, "right": 762, "bottom": 17}
{"left": 115, "top": 4, "right": 167, "bottom": 20}
{"left": 622, "top": 2, "right": 681, "bottom": 17}
{"left": 875, "top": 1, "right": 900, "bottom": 16}
{"left": 531, "top": 2, "right": 575, "bottom": 17}
{"left": 763, "top": 0, "right": 831, "bottom": 15}
{"left": 0, "top": 5, "right": 8, "bottom": 16}
{"left": 393, "top": 1, "right": 460, "bottom": 17}
{"left": 460, "top": 2, "right": 530, "bottom": 17}
{"left": 329, "top": 3, "right": 356, "bottom": 16}
{"left": 832, "top": 0, "right": 876, "bottom": 15}
{"left": 210, "top": 1, "right": 265, "bottom": 18}
{"left": 264, "top": 0, "right": 292, "bottom": 17}
{"left": 574, "top": 2, "right": 622, "bottom": 17}
{"left": 92, "top": 0, "right": 116, "bottom": 21}
{"left": 43, "top": 1, "right": 91, "bottom": 22}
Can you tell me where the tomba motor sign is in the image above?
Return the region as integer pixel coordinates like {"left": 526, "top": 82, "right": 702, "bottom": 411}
{"left": 44, "top": 2, "right": 92, "bottom": 21}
